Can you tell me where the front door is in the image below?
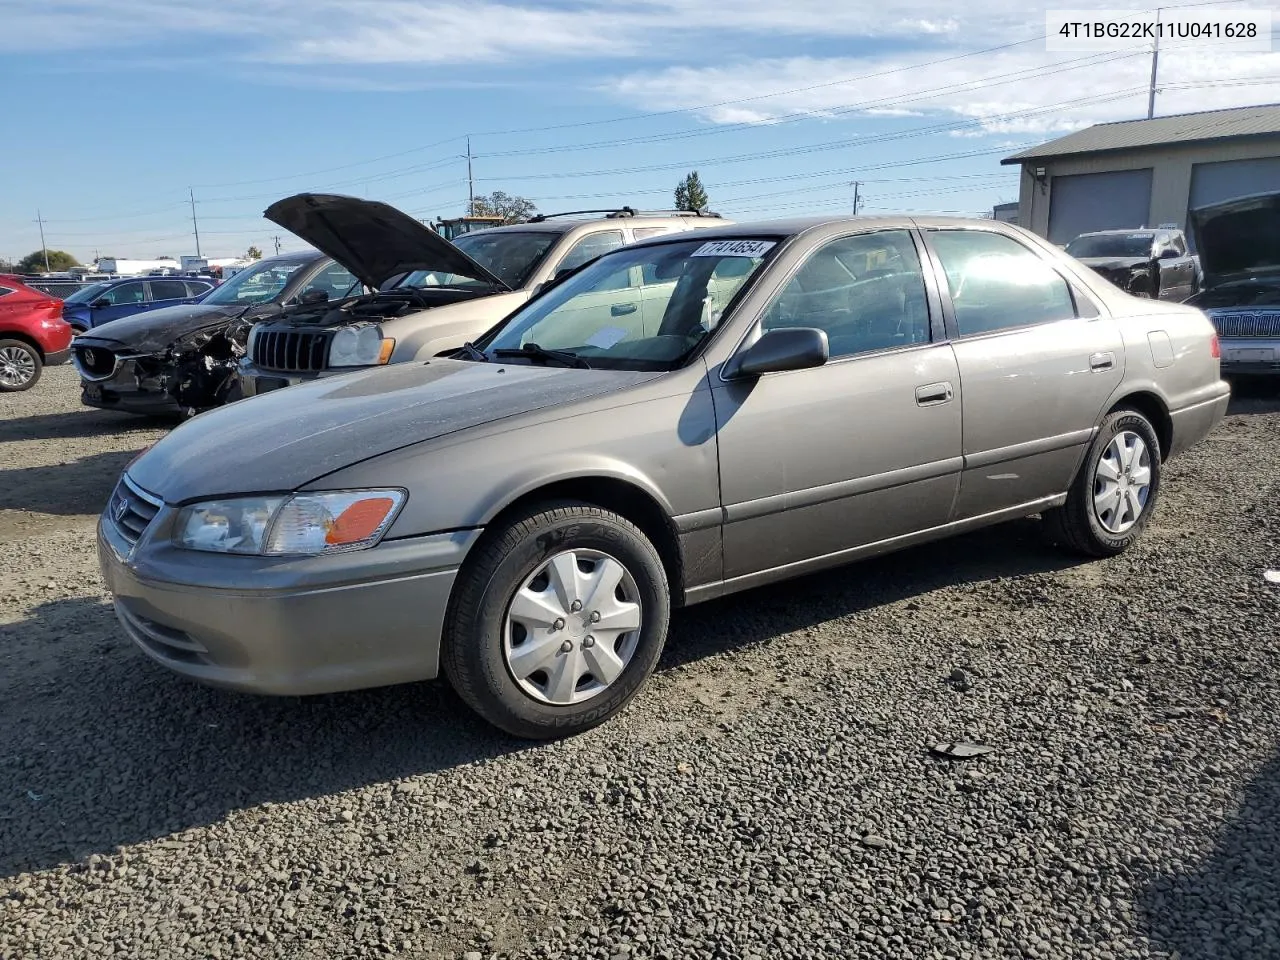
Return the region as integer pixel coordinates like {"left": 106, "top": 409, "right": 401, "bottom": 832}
{"left": 90, "top": 280, "right": 147, "bottom": 327}
{"left": 711, "top": 228, "right": 964, "bottom": 581}
{"left": 921, "top": 227, "right": 1126, "bottom": 519}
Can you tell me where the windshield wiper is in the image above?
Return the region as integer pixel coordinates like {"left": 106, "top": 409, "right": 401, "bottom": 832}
{"left": 491, "top": 342, "right": 591, "bottom": 369}
{"left": 456, "top": 341, "right": 490, "bottom": 362}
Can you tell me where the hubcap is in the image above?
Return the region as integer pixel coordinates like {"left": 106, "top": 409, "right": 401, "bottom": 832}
{"left": 0, "top": 346, "right": 36, "bottom": 388}
{"left": 502, "top": 549, "right": 643, "bottom": 706}
{"left": 1093, "top": 430, "right": 1152, "bottom": 535}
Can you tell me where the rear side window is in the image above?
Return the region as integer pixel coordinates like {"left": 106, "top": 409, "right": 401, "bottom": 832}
{"left": 0, "top": 286, "right": 12, "bottom": 299}
{"left": 185, "top": 281, "right": 213, "bottom": 297}
{"left": 928, "top": 230, "right": 1076, "bottom": 336}
{"left": 149, "top": 280, "right": 189, "bottom": 301}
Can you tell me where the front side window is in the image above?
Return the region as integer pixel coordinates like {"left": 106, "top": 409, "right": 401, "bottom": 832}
{"left": 482, "top": 237, "right": 776, "bottom": 369}
{"left": 556, "top": 231, "right": 626, "bottom": 274}
{"left": 201, "top": 258, "right": 312, "bottom": 306}
{"left": 762, "top": 230, "right": 931, "bottom": 359}
{"left": 295, "top": 262, "right": 359, "bottom": 302}
{"left": 399, "top": 230, "right": 559, "bottom": 291}
{"left": 929, "top": 230, "right": 1077, "bottom": 336}
{"left": 99, "top": 281, "right": 146, "bottom": 306}
{"left": 63, "top": 282, "right": 110, "bottom": 304}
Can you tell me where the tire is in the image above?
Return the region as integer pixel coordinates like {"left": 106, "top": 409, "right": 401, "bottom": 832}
{"left": 1043, "top": 407, "right": 1162, "bottom": 557}
{"left": 0, "top": 339, "right": 42, "bottom": 392}
{"left": 442, "top": 501, "right": 670, "bottom": 739}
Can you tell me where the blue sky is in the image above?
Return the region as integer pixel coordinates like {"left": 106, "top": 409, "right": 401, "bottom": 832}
{"left": 1, "top": 0, "right": 1278, "bottom": 265}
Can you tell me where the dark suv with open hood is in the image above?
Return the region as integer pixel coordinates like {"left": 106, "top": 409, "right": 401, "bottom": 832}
{"left": 237, "top": 196, "right": 730, "bottom": 397}
{"left": 1184, "top": 191, "right": 1280, "bottom": 376}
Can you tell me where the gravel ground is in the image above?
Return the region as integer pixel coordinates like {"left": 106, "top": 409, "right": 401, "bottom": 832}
{"left": 2, "top": 364, "right": 1279, "bottom": 960}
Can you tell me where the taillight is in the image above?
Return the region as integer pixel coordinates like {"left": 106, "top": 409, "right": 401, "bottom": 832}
{"left": 1209, "top": 333, "right": 1220, "bottom": 359}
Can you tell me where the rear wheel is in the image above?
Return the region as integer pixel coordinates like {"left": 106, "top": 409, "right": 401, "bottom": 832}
{"left": 1043, "top": 407, "right": 1161, "bottom": 557}
{"left": 0, "top": 340, "right": 41, "bottom": 392}
{"left": 442, "top": 501, "right": 670, "bottom": 739}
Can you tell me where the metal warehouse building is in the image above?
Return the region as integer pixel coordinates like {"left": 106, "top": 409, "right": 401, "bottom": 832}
{"left": 1003, "top": 103, "right": 1280, "bottom": 251}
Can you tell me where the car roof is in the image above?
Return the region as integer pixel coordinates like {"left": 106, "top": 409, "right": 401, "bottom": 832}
{"left": 1074, "top": 228, "right": 1169, "bottom": 237}
{"left": 461, "top": 212, "right": 730, "bottom": 237}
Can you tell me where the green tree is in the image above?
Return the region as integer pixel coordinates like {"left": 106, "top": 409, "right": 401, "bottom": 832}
{"left": 245, "top": 245, "right": 264, "bottom": 260}
{"left": 674, "top": 171, "right": 709, "bottom": 212}
{"left": 17, "top": 249, "right": 80, "bottom": 274}
{"left": 469, "top": 191, "right": 537, "bottom": 223}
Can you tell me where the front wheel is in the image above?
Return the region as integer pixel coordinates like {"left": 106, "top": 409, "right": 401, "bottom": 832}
{"left": 442, "top": 502, "right": 671, "bottom": 739}
{"left": 1043, "top": 407, "right": 1162, "bottom": 557}
{"left": 0, "top": 339, "right": 42, "bottom": 392}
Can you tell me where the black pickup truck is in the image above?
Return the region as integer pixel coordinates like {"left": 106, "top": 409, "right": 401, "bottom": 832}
{"left": 1064, "top": 227, "right": 1199, "bottom": 301}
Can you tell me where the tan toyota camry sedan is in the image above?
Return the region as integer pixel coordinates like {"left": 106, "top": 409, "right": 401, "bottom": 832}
{"left": 98, "top": 215, "right": 1231, "bottom": 738}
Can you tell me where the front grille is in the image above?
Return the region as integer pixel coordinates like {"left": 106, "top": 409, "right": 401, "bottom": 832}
{"left": 251, "top": 327, "right": 332, "bottom": 372}
{"left": 107, "top": 474, "right": 163, "bottom": 546}
{"left": 73, "top": 344, "right": 118, "bottom": 380}
{"left": 1208, "top": 311, "right": 1280, "bottom": 339}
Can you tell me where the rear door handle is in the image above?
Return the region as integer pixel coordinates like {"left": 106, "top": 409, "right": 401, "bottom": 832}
{"left": 1090, "top": 352, "right": 1115, "bottom": 371}
{"left": 611, "top": 303, "right": 637, "bottom": 316}
{"left": 915, "top": 381, "right": 954, "bottom": 406}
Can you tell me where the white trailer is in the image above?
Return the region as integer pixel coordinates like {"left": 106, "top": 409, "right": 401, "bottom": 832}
{"left": 95, "top": 257, "right": 182, "bottom": 276}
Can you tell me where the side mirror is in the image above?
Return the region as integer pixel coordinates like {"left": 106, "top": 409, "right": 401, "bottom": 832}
{"left": 727, "top": 327, "right": 829, "bottom": 379}
{"left": 298, "top": 289, "right": 329, "bottom": 305}
{"left": 91, "top": 298, "right": 111, "bottom": 308}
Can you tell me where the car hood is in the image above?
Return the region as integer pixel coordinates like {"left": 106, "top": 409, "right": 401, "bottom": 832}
{"left": 264, "top": 193, "right": 510, "bottom": 293}
{"left": 74, "top": 303, "right": 248, "bottom": 353}
{"left": 1076, "top": 257, "right": 1147, "bottom": 271}
{"left": 128, "top": 359, "right": 656, "bottom": 503}
{"left": 1191, "top": 191, "right": 1280, "bottom": 289}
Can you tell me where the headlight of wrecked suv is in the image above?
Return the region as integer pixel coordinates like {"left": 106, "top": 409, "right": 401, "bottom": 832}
{"left": 174, "top": 489, "right": 406, "bottom": 556}
{"left": 328, "top": 324, "right": 395, "bottom": 368}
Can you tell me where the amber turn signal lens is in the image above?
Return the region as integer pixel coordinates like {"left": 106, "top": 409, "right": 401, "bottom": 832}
{"left": 325, "top": 497, "right": 397, "bottom": 545}
{"left": 378, "top": 338, "right": 396, "bottom": 364}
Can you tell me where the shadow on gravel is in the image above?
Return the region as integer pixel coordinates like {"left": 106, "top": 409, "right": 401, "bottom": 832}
{"left": 661, "top": 516, "right": 1083, "bottom": 671}
{"left": 1226, "top": 377, "right": 1280, "bottom": 417}
{"left": 0, "top": 450, "right": 144, "bottom": 516}
{"left": 0, "top": 517, "right": 1080, "bottom": 879}
{"left": 1139, "top": 752, "right": 1280, "bottom": 959}
{"left": 0, "top": 598, "right": 524, "bottom": 879}
{"left": 0, "top": 409, "right": 166, "bottom": 443}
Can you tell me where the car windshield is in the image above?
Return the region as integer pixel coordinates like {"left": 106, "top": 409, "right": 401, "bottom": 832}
{"left": 200, "top": 257, "right": 313, "bottom": 305}
{"left": 62, "top": 281, "right": 111, "bottom": 303}
{"left": 479, "top": 236, "right": 778, "bottom": 370}
{"left": 1066, "top": 234, "right": 1155, "bottom": 258}
{"left": 397, "top": 231, "right": 558, "bottom": 291}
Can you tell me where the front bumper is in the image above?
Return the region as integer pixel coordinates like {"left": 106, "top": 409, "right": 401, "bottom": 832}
{"left": 236, "top": 360, "right": 349, "bottom": 398}
{"left": 1218, "top": 338, "right": 1280, "bottom": 375}
{"left": 97, "top": 500, "right": 481, "bottom": 696}
{"left": 79, "top": 357, "right": 185, "bottom": 416}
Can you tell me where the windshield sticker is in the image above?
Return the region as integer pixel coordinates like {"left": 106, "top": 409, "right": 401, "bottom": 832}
{"left": 584, "top": 326, "right": 630, "bottom": 350}
{"left": 1127, "top": 233, "right": 1154, "bottom": 240}
{"left": 691, "top": 239, "right": 776, "bottom": 258}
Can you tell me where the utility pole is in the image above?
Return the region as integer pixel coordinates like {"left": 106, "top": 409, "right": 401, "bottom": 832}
{"left": 1146, "top": 7, "right": 1161, "bottom": 120}
{"left": 188, "top": 187, "right": 203, "bottom": 257}
{"left": 850, "top": 181, "right": 862, "bottom": 216}
{"left": 466, "top": 136, "right": 475, "bottom": 216}
{"left": 272, "top": 235, "right": 282, "bottom": 255}
{"left": 35, "top": 210, "right": 50, "bottom": 271}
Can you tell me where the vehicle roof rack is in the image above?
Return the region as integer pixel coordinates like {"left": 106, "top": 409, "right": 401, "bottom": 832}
{"left": 525, "top": 206, "right": 723, "bottom": 223}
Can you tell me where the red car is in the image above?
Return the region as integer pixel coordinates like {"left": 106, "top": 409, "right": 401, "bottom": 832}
{"left": 0, "top": 275, "right": 74, "bottom": 391}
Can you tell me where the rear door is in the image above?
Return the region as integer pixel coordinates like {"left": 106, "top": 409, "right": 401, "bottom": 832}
{"left": 146, "top": 279, "right": 194, "bottom": 311}
{"left": 920, "top": 227, "right": 1124, "bottom": 519}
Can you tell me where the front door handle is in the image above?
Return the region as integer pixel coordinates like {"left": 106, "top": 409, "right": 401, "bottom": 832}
{"left": 915, "top": 381, "right": 954, "bottom": 406}
{"left": 1090, "top": 351, "right": 1115, "bottom": 371}
{"left": 611, "top": 303, "right": 638, "bottom": 316}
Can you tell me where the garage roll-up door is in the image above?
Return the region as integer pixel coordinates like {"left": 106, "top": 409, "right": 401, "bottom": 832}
{"left": 1187, "top": 157, "right": 1280, "bottom": 252}
{"left": 1046, "top": 169, "right": 1153, "bottom": 245}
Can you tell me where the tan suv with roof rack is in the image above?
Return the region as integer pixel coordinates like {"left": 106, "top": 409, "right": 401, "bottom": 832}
{"left": 237, "top": 195, "right": 731, "bottom": 398}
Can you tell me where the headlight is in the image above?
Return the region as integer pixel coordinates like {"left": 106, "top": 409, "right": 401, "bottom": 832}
{"left": 328, "top": 325, "right": 394, "bottom": 367}
{"left": 174, "top": 489, "right": 406, "bottom": 556}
